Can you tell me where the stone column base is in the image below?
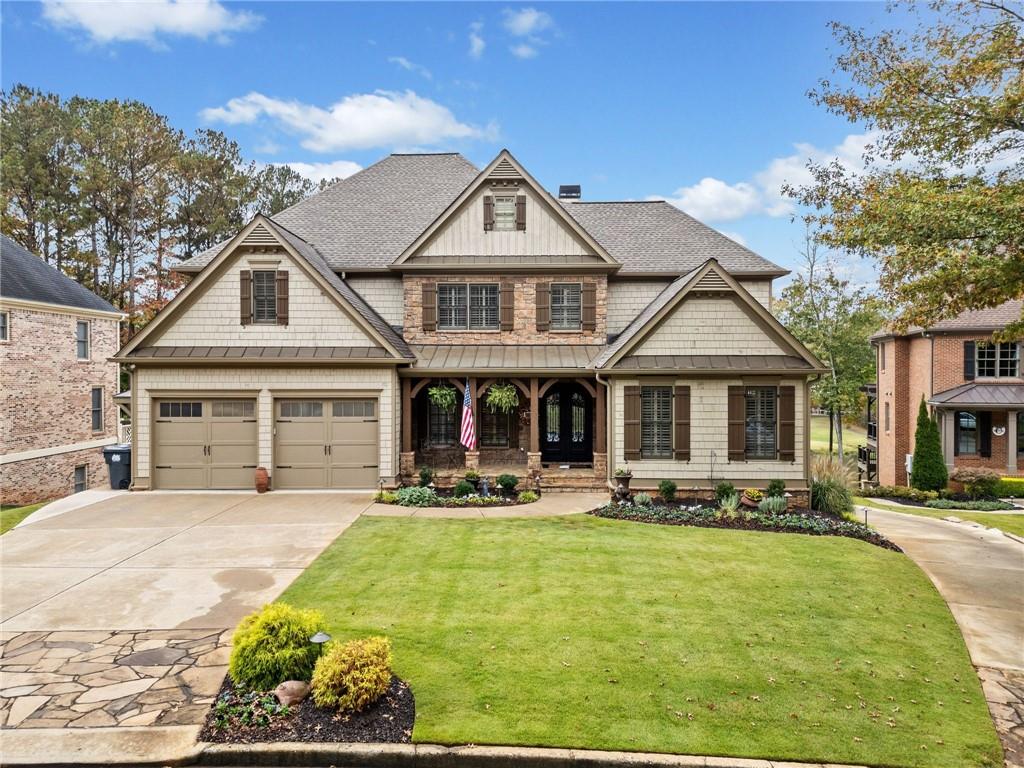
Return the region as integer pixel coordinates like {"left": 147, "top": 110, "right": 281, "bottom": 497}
{"left": 400, "top": 451, "right": 416, "bottom": 477}
{"left": 527, "top": 452, "right": 542, "bottom": 474}
{"left": 592, "top": 452, "right": 608, "bottom": 478}
{"left": 465, "top": 451, "right": 480, "bottom": 470}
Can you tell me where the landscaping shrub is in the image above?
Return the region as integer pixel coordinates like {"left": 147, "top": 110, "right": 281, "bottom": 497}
{"left": 924, "top": 498, "right": 1016, "bottom": 511}
{"left": 810, "top": 455, "right": 853, "bottom": 517}
{"left": 766, "top": 479, "right": 786, "bottom": 498}
{"left": 995, "top": 476, "right": 1024, "bottom": 497}
{"left": 633, "top": 491, "right": 654, "bottom": 507}
{"left": 517, "top": 490, "right": 539, "bottom": 503}
{"left": 374, "top": 490, "right": 397, "bottom": 504}
{"left": 395, "top": 486, "right": 439, "bottom": 507}
{"left": 758, "top": 495, "right": 787, "bottom": 515}
{"left": 860, "top": 485, "right": 938, "bottom": 502}
{"left": 658, "top": 479, "right": 677, "bottom": 503}
{"left": 714, "top": 482, "right": 736, "bottom": 504}
{"left": 311, "top": 636, "right": 392, "bottom": 713}
{"left": 910, "top": 397, "right": 948, "bottom": 491}
{"left": 718, "top": 492, "right": 740, "bottom": 518}
{"left": 418, "top": 467, "right": 434, "bottom": 487}
{"left": 452, "top": 480, "right": 475, "bottom": 498}
{"left": 496, "top": 473, "right": 519, "bottom": 493}
{"left": 228, "top": 603, "right": 326, "bottom": 691}
{"left": 950, "top": 467, "right": 1000, "bottom": 499}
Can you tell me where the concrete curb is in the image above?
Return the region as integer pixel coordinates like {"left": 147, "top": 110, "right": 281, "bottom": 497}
{"left": 0, "top": 725, "right": 205, "bottom": 768}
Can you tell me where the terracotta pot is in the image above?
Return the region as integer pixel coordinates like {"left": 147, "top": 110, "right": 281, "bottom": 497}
{"left": 740, "top": 494, "right": 760, "bottom": 508}
{"left": 255, "top": 467, "right": 270, "bottom": 494}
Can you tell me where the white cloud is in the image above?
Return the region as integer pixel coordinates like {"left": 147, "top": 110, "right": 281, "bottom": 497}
{"left": 388, "top": 56, "right": 431, "bottom": 80}
{"left": 510, "top": 43, "right": 538, "bottom": 59}
{"left": 279, "top": 160, "right": 363, "bottom": 184}
{"left": 200, "top": 90, "right": 490, "bottom": 152}
{"left": 41, "top": 0, "right": 260, "bottom": 45}
{"left": 502, "top": 7, "right": 553, "bottom": 37}
{"left": 468, "top": 21, "right": 485, "bottom": 59}
{"left": 661, "top": 178, "right": 763, "bottom": 222}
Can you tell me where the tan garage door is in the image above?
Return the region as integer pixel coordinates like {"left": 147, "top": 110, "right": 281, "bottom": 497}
{"left": 274, "top": 398, "right": 379, "bottom": 489}
{"left": 153, "top": 399, "right": 258, "bottom": 489}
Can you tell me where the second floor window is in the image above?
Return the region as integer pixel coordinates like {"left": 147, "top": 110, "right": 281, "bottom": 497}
{"left": 550, "top": 283, "right": 582, "bottom": 331}
{"left": 437, "top": 284, "right": 499, "bottom": 330}
{"left": 91, "top": 388, "right": 103, "bottom": 432}
{"left": 493, "top": 194, "right": 516, "bottom": 231}
{"left": 252, "top": 270, "right": 277, "bottom": 323}
{"left": 745, "top": 387, "right": 777, "bottom": 460}
{"left": 977, "top": 342, "right": 1019, "bottom": 378}
{"left": 76, "top": 321, "right": 90, "bottom": 359}
{"left": 0, "top": 311, "right": 8, "bottom": 341}
{"left": 641, "top": 386, "right": 673, "bottom": 458}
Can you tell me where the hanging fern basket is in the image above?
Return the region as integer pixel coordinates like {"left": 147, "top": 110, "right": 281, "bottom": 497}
{"left": 427, "top": 384, "right": 458, "bottom": 412}
{"left": 486, "top": 383, "right": 520, "bottom": 414}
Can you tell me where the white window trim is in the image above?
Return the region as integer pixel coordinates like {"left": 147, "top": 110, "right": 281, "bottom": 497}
{"left": 976, "top": 341, "right": 1021, "bottom": 379}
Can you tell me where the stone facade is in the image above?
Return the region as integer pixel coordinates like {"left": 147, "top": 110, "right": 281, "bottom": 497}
{"left": 0, "top": 305, "right": 120, "bottom": 505}
{"left": 402, "top": 274, "right": 607, "bottom": 346}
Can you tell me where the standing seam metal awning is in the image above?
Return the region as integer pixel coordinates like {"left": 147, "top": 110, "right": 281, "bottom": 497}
{"left": 928, "top": 383, "right": 1024, "bottom": 408}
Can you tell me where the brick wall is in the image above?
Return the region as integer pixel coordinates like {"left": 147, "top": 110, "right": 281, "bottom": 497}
{"left": 403, "top": 274, "right": 608, "bottom": 345}
{"left": 0, "top": 446, "right": 109, "bottom": 506}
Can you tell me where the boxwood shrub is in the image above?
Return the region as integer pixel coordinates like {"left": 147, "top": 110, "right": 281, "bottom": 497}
{"left": 228, "top": 603, "right": 326, "bottom": 691}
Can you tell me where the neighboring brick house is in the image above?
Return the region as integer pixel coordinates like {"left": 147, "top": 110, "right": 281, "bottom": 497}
{"left": 114, "top": 150, "right": 826, "bottom": 496}
{"left": 0, "top": 235, "right": 123, "bottom": 505}
{"left": 868, "top": 300, "right": 1024, "bottom": 487}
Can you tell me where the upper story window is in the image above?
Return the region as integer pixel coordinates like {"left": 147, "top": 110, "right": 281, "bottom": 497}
{"left": 76, "top": 320, "right": 90, "bottom": 359}
{"left": 0, "top": 311, "right": 8, "bottom": 341}
{"left": 977, "top": 341, "right": 1019, "bottom": 378}
{"left": 493, "top": 194, "right": 517, "bottom": 231}
{"left": 641, "top": 386, "right": 673, "bottom": 458}
{"left": 745, "top": 386, "right": 777, "bottom": 460}
{"left": 91, "top": 387, "right": 103, "bottom": 432}
{"left": 252, "top": 270, "right": 277, "bottom": 323}
{"left": 550, "top": 283, "right": 582, "bottom": 331}
{"left": 879, "top": 342, "right": 885, "bottom": 372}
{"left": 438, "top": 284, "right": 499, "bottom": 330}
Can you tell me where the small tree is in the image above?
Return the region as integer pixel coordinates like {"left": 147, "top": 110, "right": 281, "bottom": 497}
{"left": 910, "top": 397, "right": 947, "bottom": 492}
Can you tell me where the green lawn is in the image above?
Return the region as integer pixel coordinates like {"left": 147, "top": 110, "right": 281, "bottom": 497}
{"left": 810, "top": 414, "right": 868, "bottom": 456}
{"left": 0, "top": 502, "right": 47, "bottom": 534}
{"left": 855, "top": 496, "right": 1024, "bottom": 538}
{"left": 282, "top": 515, "right": 1000, "bottom": 768}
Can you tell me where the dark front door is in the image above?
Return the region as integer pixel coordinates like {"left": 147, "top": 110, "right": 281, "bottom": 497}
{"left": 540, "top": 383, "right": 593, "bottom": 465}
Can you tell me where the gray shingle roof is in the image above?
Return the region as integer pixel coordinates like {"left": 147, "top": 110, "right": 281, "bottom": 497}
{"left": 1, "top": 234, "right": 119, "bottom": 314}
{"left": 872, "top": 300, "right": 1024, "bottom": 339}
{"left": 560, "top": 201, "right": 785, "bottom": 275}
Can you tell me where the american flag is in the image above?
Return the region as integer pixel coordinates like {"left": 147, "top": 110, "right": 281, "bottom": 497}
{"left": 460, "top": 379, "right": 477, "bottom": 450}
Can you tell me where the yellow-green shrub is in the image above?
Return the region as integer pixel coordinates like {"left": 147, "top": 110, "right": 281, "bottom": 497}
{"left": 228, "top": 603, "right": 326, "bottom": 690}
{"left": 311, "top": 636, "right": 392, "bottom": 712}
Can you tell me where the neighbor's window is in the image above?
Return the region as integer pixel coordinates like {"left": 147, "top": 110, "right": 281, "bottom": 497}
{"left": 437, "top": 284, "right": 499, "bottom": 330}
{"left": 879, "top": 342, "right": 885, "bottom": 372}
{"left": 0, "top": 311, "right": 8, "bottom": 341}
{"left": 428, "top": 400, "right": 456, "bottom": 446}
{"left": 884, "top": 401, "right": 891, "bottom": 432}
{"left": 745, "top": 386, "right": 777, "bottom": 460}
{"left": 641, "top": 386, "right": 673, "bottom": 458}
{"left": 91, "top": 388, "right": 103, "bottom": 432}
{"left": 252, "top": 270, "right": 277, "bottom": 323}
{"left": 481, "top": 408, "right": 510, "bottom": 448}
{"left": 976, "top": 342, "right": 1020, "bottom": 378}
{"left": 957, "top": 411, "right": 978, "bottom": 455}
{"left": 73, "top": 465, "right": 87, "bottom": 493}
{"left": 76, "top": 320, "right": 90, "bottom": 359}
{"left": 550, "top": 283, "right": 582, "bottom": 331}
{"left": 493, "top": 194, "right": 516, "bottom": 231}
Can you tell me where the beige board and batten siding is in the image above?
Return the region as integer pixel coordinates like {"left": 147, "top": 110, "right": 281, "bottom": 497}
{"left": 607, "top": 280, "right": 772, "bottom": 334}
{"left": 133, "top": 366, "right": 398, "bottom": 489}
{"left": 345, "top": 276, "right": 405, "bottom": 327}
{"left": 610, "top": 377, "right": 808, "bottom": 485}
{"left": 417, "top": 184, "right": 597, "bottom": 259}
{"left": 634, "top": 295, "right": 788, "bottom": 356}
{"left": 153, "top": 249, "right": 379, "bottom": 347}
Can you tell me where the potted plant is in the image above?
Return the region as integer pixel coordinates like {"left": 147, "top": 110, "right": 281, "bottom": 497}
{"left": 428, "top": 384, "right": 457, "bottom": 412}
{"left": 614, "top": 467, "right": 633, "bottom": 491}
{"left": 740, "top": 488, "right": 763, "bottom": 508}
{"left": 486, "top": 382, "right": 519, "bottom": 414}
{"left": 465, "top": 469, "right": 481, "bottom": 490}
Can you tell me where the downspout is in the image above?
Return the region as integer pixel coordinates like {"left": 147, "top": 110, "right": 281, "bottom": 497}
{"left": 595, "top": 370, "right": 612, "bottom": 487}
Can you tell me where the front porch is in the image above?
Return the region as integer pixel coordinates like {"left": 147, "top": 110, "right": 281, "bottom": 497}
{"left": 930, "top": 383, "right": 1024, "bottom": 477}
{"left": 399, "top": 375, "right": 608, "bottom": 488}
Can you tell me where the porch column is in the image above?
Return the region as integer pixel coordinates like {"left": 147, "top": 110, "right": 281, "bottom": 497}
{"left": 528, "top": 378, "right": 541, "bottom": 474}
{"left": 465, "top": 377, "right": 480, "bottom": 470}
{"left": 1008, "top": 411, "right": 1018, "bottom": 474}
{"left": 399, "top": 378, "right": 415, "bottom": 478}
{"left": 941, "top": 409, "right": 955, "bottom": 469}
{"left": 593, "top": 381, "right": 607, "bottom": 478}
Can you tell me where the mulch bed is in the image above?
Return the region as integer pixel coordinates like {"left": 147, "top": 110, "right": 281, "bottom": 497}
{"left": 198, "top": 676, "right": 414, "bottom": 744}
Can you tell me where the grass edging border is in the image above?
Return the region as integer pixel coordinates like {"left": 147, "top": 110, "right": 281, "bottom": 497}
{"left": 196, "top": 741, "right": 866, "bottom": 768}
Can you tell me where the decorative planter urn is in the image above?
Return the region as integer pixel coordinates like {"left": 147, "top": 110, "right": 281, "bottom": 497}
{"left": 615, "top": 473, "right": 633, "bottom": 491}
{"left": 255, "top": 467, "right": 270, "bottom": 494}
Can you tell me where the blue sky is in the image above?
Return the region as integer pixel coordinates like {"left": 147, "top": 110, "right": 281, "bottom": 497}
{"left": 0, "top": 1, "right": 901, "bottom": 280}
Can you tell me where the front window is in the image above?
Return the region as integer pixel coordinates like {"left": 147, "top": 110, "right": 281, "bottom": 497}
{"left": 957, "top": 411, "right": 978, "bottom": 455}
{"left": 428, "top": 400, "right": 456, "bottom": 446}
{"left": 550, "top": 283, "right": 582, "bottom": 331}
{"left": 977, "top": 342, "right": 1020, "bottom": 378}
{"left": 437, "top": 284, "right": 499, "bottom": 330}
{"left": 73, "top": 465, "right": 87, "bottom": 493}
{"left": 252, "top": 270, "right": 277, "bottom": 323}
{"left": 493, "top": 194, "right": 516, "bottom": 231}
{"left": 76, "top": 320, "right": 90, "bottom": 359}
{"left": 91, "top": 388, "right": 103, "bottom": 432}
{"left": 641, "top": 386, "right": 672, "bottom": 458}
{"left": 745, "top": 387, "right": 777, "bottom": 460}
{"left": 481, "top": 408, "right": 510, "bottom": 448}
{"left": 0, "top": 311, "right": 8, "bottom": 341}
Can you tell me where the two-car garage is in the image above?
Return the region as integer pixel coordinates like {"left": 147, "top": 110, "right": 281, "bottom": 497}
{"left": 151, "top": 396, "right": 379, "bottom": 490}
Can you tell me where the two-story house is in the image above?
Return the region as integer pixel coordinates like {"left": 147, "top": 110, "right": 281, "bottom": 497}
{"left": 114, "top": 150, "right": 826, "bottom": 497}
{"left": 0, "top": 234, "right": 124, "bottom": 505}
{"left": 868, "top": 300, "right": 1024, "bottom": 486}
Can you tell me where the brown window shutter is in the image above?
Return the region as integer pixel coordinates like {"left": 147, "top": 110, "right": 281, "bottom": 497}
{"left": 483, "top": 195, "right": 494, "bottom": 231}
{"left": 276, "top": 270, "right": 289, "bottom": 326}
{"left": 727, "top": 385, "right": 746, "bottom": 461}
{"left": 535, "top": 282, "right": 550, "bottom": 331}
{"left": 582, "top": 282, "right": 597, "bottom": 331}
{"left": 500, "top": 282, "right": 514, "bottom": 331}
{"left": 963, "top": 341, "right": 976, "bottom": 381}
{"left": 674, "top": 385, "right": 691, "bottom": 461}
{"left": 979, "top": 411, "right": 992, "bottom": 457}
{"left": 778, "top": 385, "right": 796, "bottom": 462}
{"left": 422, "top": 283, "right": 437, "bottom": 331}
{"left": 624, "top": 385, "right": 641, "bottom": 461}
{"left": 516, "top": 195, "right": 526, "bottom": 230}
{"left": 240, "top": 270, "right": 252, "bottom": 326}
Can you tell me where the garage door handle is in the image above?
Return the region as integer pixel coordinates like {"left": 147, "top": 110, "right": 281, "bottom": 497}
{"left": 276, "top": 465, "right": 292, "bottom": 469}
{"left": 243, "top": 465, "right": 257, "bottom": 469}
{"left": 156, "top": 465, "right": 172, "bottom": 469}
{"left": 363, "top": 419, "right": 378, "bottom": 423}
{"left": 363, "top": 464, "right": 379, "bottom": 469}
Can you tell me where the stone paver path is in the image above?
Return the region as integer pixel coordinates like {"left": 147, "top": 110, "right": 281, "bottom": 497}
{"left": 0, "top": 629, "right": 229, "bottom": 730}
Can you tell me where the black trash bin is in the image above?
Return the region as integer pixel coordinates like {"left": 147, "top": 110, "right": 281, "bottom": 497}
{"left": 102, "top": 445, "right": 132, "bottom": 489}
